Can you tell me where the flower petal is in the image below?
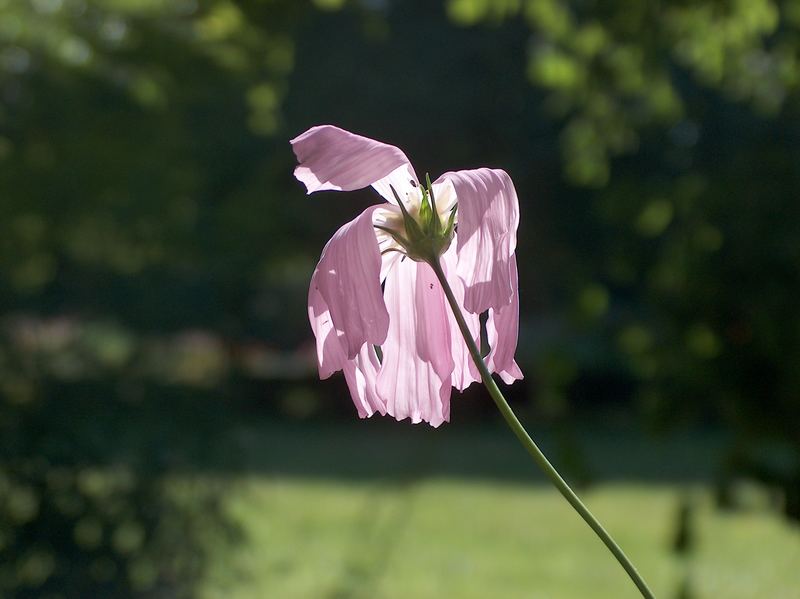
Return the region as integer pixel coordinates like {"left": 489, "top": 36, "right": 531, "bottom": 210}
{"left": 342, "top": 344, "right": 387, "bottom": 418}
{"left": 372, "top": 204, "right": 405, "bottom": 273}
{"left": 307, "top": 280, "right": 346, "bottom": 379}
{"left": 377, "top": 258, "right": 454, "bottom": 427}
{"left": 291, "top": 125, "right": 418, "bottom": 202}
{"left": 431, "top": 178, "right": 458, "bottom": 216}
{"left": 486, "top": 255, "right": 523, "bottom": 384}
{"left": 435, "top": 168, "right": 520, "bottom": 314}
{"left": 313, "top": 205, "right": 389, "bottom": 359}
{"left": 441, "top": 244, "right": 481, "bottom": 391}
{"left": 308, "top": 283, "right": 386, "bottom": 417}
{"left": 371, "top": 164, "right": 421, "bottom": 206}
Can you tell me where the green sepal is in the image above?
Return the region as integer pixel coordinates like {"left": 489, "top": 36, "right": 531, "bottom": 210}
{"left": 390, "top": 184, "right": 425, "bottom": 242}
{"left": 425, "top": 173, "right": 441, "bottom": 235}
{"left": 374, "top": 224, "right": 411, "bottom": 250}
{"left": 380, "top": 182, "right": 458, "bottom": 264}
{"left": 418, "top": 185, "right": 432, "bottom": 230}
{"left": 443, "top": 203, "right": 457, "bottom": 239}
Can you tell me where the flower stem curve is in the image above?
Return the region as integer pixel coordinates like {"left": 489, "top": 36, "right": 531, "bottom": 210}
{"left": 429, "top": 257, "right": 656, "bottom": 599}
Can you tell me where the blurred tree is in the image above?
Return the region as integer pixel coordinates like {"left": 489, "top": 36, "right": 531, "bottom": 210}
{"left": 443, "top": 0, "right": 800, "bottom": 517}
{"left": 0, "top": 0, "right": 312, "bottom": 344}
{"left": 447, "top": 0, "right": 799, "bottom": 186}
{"left": 0, "top": 1, "right": 308, "bottom": 596}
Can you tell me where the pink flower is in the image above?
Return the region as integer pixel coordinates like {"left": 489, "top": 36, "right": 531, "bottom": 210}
{"left": 292, "top": 125, "right": 522, "bottom": 427}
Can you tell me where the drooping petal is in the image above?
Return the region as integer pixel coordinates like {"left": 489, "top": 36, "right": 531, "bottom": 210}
{"left": 377, "top": 258, "right": 454, "bottom": 427}
{"left": 307, "top": 278, "right": 346, "bottom": 379}
{"left": 308, "top": 282, "right": 386, "bottom": 417}
{"left": 435, "top": 168, "right": 520, "bottom": 314}
{"left": 342, "top": 344, "right": 386, "bottom": 418}
{"left": 486, "top": 255, "right": 523, "bottom": 384}
{"left": 291, "top": 125, "right": 418, "bottom": 202}
{"left": 441, "top": 244, "right": 481, "bottom": 391}
{"left": 313, "top": 205, "right": 389, "bottom": 359}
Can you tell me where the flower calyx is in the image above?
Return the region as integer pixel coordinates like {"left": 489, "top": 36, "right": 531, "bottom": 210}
{"left": 375, "top": 173, "right": 457, "bottom": 264}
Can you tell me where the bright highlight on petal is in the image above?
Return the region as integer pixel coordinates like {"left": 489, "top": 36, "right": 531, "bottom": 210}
{"left": 294, "top": 125, "right": 523, "bottom": 426}
{"left": 377, "top": 259, "right": 453, "bottom": 427}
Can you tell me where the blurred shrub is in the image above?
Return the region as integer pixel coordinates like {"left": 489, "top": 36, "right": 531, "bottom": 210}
{"left": 0, "top": 461, "right": 231, "bottom": 598}
{"left": 447, "top": 0, "right": 800, "bottom": 519}
{"left": 448, "top": 0, "right": 799, "bottom": 187}
{"left": 0, "top": 383, "right": 240, "bottom": 599}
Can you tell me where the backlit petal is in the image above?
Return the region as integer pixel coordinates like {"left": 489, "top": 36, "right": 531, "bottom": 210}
{"left": 435, "top": 168, "right": 520, "bottom": 314}
{"left": 377, "top": 258, "right": 454, "bottom": 427}
{"left": 309, "top": 279, "right": 386, "bottom": 417}
{"left": 307, "top": 280, "right": 346, "bottom": 379}
{"left": 431, "top": 178, "right": 458, "bottom": 217}
{"left": 342, "top": 344, "right": 386, "bottom": 418}
{"left": 441, "top": 244, "right": 481, "bottom": 391}
{"left": 486, "top": 255, "right": 523, "bottom": 384}
{"left": 313, "top": 205, "right": 389, "bottom": 359}
{"left": 372, "top": 164, "right": 421, "bottom": 206}
{"left": 291, "top": 125, "right": 418, "bottom": 202}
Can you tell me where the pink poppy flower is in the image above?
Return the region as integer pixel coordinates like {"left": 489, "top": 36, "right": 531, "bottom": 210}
{"left": 292, "top": 125, "right": 522, "bottom": 427}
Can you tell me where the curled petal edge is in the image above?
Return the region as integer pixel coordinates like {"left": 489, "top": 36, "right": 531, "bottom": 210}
{"left": 291, "top": 124, "right": 418, "bottom": 202}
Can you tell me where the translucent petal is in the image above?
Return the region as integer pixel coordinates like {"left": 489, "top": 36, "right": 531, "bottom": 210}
{"left": 312, "top": 206, "right": 389, "bottom": 359}
{"left": 435, "top": 168, "right": 520, "bottom": 314}
{"left": 486, "top": 255, "right": 523, "bottom": 384}
{"left": 377, "top": 258, "right": 454, "bottom": 427}
{"left": 441, "top": 244, "right": 481, "bottom": 391}
{"left": 308, "top": 284, "right": 386, "bottom": 417}
{"left": 291, "top": 125, "right": 418, "bottom": 203}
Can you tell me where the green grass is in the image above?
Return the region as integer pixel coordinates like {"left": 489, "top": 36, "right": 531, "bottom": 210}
{"left": 12, "top": 395, "right": 798, "bottom": 598}
{"left": 193, "top": 420, "right": 800, "bottom": 599}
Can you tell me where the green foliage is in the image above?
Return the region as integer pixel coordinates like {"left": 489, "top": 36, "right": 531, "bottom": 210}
{"left": 0, "top": 463, "right": 224, "bottom": 598}
{"left": 449, "top": 0, "right": 799, "bottom": 186}
{"left": 445, "top": 0, "right": 800, "bottom": 517}
{"left": 0, "top": 0, "right": 309, "bottom": 344}
{"left": 0, "top": 391, "right": 240, "bottom": 598}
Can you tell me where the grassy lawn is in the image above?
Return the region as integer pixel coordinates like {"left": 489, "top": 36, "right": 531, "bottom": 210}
{"left": 200, "top": 478, "right": 799, "bottom": 599}
{"left": 194, "top": 421, "right": 800, "bottom": 599}
{"left": 8, "top": 393, "right": 798, "bottom": 598}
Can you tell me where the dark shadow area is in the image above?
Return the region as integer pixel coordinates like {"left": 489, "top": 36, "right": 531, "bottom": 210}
{"left": 5, "top": 381, "right": 725, "bottom": 484}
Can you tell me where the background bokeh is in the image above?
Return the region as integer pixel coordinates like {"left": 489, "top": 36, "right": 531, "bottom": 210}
{"left": 1, "top": 0, "right": 799, "bottom": 597}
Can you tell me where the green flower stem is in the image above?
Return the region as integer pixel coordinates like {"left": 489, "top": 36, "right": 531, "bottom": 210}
{"left": 429, "top": 258, "right": 656, "bottom": 599}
